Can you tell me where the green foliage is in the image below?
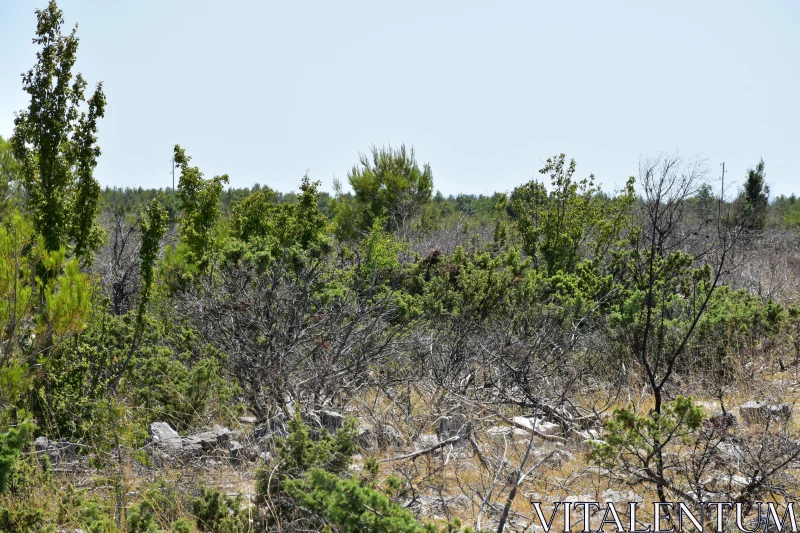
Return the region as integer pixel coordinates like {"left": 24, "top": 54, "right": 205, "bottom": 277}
{"left": 174, "top": 144, "right": 229, "bottom": 272}
{"left": 509, "top": 154, "right": 635, "bottom": 276}
{"left": 191, "top": 487, "right": 248, "bottom": 533}
{"left": 591, "top": 396, "right": 705, "bottom": 494}
{"left": 691, "top": 286, "right": 785, "bottom": 373}
{"left": 774, "top": 194, "right": 800, "bottom": 228}
{"left": 0, "top": 505, "right": 50, "bottom": 533}
{"left": 126, "top": 500, "right": 159, "bottom": 533}
{"left": 335, "top": 145, "right": 433, "bottom": 239}
{"left": 226, "top": 175, "right": 330, "bottom": 271}
{"left": 0, "top": 212, "right": 93, "bottom": 427}
{"left": 10, "top": 0, "right": 106, "bottom": 262}
{"left": 271, "top": 411, "right": 358, "bottom": 482}
{"left": 40, "top": 309, "right": 239, "bottom": 441}
{"left": 137, "top": 195, "right": 169, "bottom": 316}
{"left": 0, "top": 441, "right": 55, "bottom": 533}
{"left": 0, "top": 419, "right": 34, "bottom": 495}
{"left": 739, "top": 158, "right": 769, "bottom": 231}
{"left": 0, "top": 136, "right": 22, "bottom": 212}
{"left": 360, "top": 219, "right": 405, "bottom": 283}
{"left": 170, "top": 518, "right": 193, "bottom": 533}
{"left": 284, "top": 469, "right": 426, "bottom": 533}
{"left": 126, "top": 320, "right": 240, "bottom": 433}
{"left": 258, "top": 413, "right": 471, "bottom": 533}
{"left": 607, "top": 240, "right": 718, "bottom": 378}
{"left": 410, "top": 246, "right": 527, "bottom": 322}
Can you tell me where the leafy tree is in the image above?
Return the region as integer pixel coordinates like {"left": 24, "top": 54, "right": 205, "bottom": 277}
{"left": 108, "top": 194, "right": 168, "bottom": 393}
{"left": 11, "top": 0, "right": 106, "bottom": 263}
{"left": 335, "top": 144, "right": 433, "bottom": 239}
{"left": 774, "top": 193, "right": 800, "bottom": 228}
{"left": 174, "top": 144, "right": 229, "bottom": 272}
{"left": 508, "top": 154, "right": 635, "bottom": 276}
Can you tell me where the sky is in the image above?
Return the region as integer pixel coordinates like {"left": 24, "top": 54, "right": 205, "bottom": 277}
{"left": 1, "top": 1, "right": 798, "bottom": 198}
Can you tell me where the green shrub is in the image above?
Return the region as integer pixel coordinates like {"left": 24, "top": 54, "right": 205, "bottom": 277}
{"left": 191, "top": 487, "right": 248, "bottom": 533}
{"left": 0, "top": 419, "right": 34, "bottom": 494}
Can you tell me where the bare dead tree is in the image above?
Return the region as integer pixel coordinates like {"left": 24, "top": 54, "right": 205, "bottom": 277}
{"left": 615, "top": 152, "right": 743, "bottom": 504}
{"left": 94, "top": 211, "right": 141, "bottom": 315}
{"left": 180, "top": 252, "right": 418, "bottom": 419}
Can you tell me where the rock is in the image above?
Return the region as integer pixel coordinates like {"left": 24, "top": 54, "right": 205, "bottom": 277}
{"left": 182, "top": 426, "right": 231, "bottom": 455}
{"left": 535, "top": 448, "right": 563, "bottom": 467}
{"left": 568, "top": 428, "right": 604, "bottom": 450}
{"left": 315, "top": 409, "right": 345, "bottom": 434}
{"left": 148, "top": 422, "right": 182, "bottom": 451}
{"left": 512, "top": 416, "right": 536, "bottom": 431}
{"left": 571, "top": 429, "right": 601, "bottom": 442}
{"left": 34, "top": 437, "right": 77, "bottom": 463}
{"left": 602, "top": 489, "right": 637, "bottom": 502}
{"left": 238, "top": 416, "right": 258, "bottom": 424}
{"left": 258, "top": 451, "right": 272, "bottom": 462}
{"left": 181, "top": 440, "right": 203, "bottom": 456}
{"left": 251, "top": 409, "right": 344, "bottom": 442}
{"left": 739, "top": 401, "right": 792, "bottom": 424}
{"left": 536, "top": 421, "right": 561, "bottom": 437}
{"left": 252, "top": 413, "right": 289, "bottom": 441}
{"left": 34, "top": 436, "right": 50, "bottom": 453}
{"left": 357, "top": 421, "right": 402, "bottom": 450}
{"left": 413, "top": 434, "right": 440, "bottom": 451}
{"left": 486, "top": 426, "right": 527, "bottom": 443}
{"left": 228, "top": 440, "right": 244, "bottom": 462}
{"left": 436, "top": 413, "right": 472, "bottom": 441}
{"left": 486, "top": 426, "right": 512, "bottom": 437}
{"left": 511, "top": 416, "right": 560, "bottom": 436}
{"left": 731, "top": 474, "right": 749, "bottom": 487}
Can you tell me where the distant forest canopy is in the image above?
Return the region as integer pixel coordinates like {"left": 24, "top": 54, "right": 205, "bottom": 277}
{"left": 91, "top": 166, "right": 799, "bottom": 230}
{"left": 5, "top": 128, "right": 800, "bottom": 230}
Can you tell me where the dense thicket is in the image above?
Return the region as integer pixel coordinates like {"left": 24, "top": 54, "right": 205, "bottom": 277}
{"left": 3, "top": 2, "right": 800, "bottom": 532}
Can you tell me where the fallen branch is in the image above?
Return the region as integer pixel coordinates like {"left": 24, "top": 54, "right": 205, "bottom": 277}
{"left": 380, "top": 435, "right": 463, "bottom": 463}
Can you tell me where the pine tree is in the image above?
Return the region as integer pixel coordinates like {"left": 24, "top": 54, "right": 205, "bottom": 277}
{"left": 740, "top": 158, "right": 769, "bottom": 231}
{"left": 335, "top": 144, "right": 433, "bottom": 239}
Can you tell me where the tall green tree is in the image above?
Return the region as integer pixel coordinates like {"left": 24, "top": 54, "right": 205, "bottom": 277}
{"left": 174, "top": 144, "right": 229, "bottom": 271}
{"left": 10, "top": 0, "right": 106, "bottom": 264}
{"left": 740, "top": 158, "right": 769, "bottom": 231}
{"left": 509, "top": 154, "right": 635, "bottom": 275}
{"left": 335, "top": 144, "right": 433, "bottom": 238}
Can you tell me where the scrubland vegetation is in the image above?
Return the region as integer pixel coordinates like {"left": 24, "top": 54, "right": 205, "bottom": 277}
{"left": 3, "top": 3, "right": 800, "bottom": 533}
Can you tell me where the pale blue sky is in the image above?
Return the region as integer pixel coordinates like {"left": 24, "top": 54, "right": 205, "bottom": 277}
{"left": 1, "top": 1, "right": 798, "bottom": 197}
